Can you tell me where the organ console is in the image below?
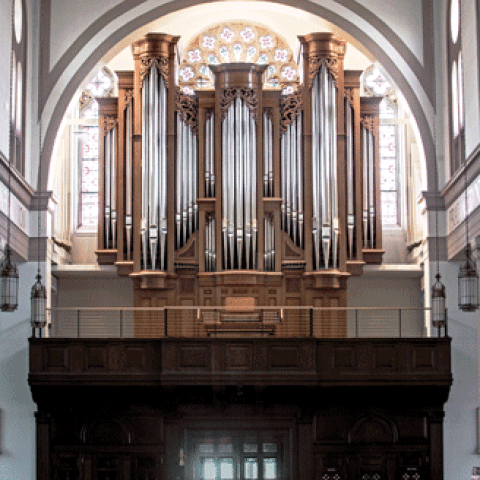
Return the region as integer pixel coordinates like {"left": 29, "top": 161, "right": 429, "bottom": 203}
{"left": 95, "top": 30, "right": 383, "bottom": 313}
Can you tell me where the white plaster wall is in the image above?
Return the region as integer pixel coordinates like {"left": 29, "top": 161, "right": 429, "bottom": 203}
{"left": 49, "top": 0, "right": 121, "bottom": 70}
{"left": 0, "top": 0, "right": 12, "bottom": 158}
{"left": 461, "top": 0, "right": 480, "bottom": 158}
{"left": 356, "top": 0, "right": 424, "bottom": 63}
{"left": 442, "top": 262, "right": 480, "bottom": 480}
{"left": 0, "top": 262, "right": 38, "bottom": 480}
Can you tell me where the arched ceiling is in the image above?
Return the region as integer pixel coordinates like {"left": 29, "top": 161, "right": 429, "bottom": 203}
{"left": 40, "top": 0, "right": 434, "bottom": 193}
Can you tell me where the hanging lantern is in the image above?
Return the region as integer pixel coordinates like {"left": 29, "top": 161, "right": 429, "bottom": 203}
{"left": 431, "top": 273, "right": 446, "bottom": 328}
{"left": 1, "top": 247, "right": 19, "bottom": 312}
{"left": 458, "top": 244, "right": 479, "bottom": 311}
{"left": 31, "top": 273, "right": 47, "bottom": 330}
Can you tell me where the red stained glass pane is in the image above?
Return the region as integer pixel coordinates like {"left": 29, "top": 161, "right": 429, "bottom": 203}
{"left": 380, "top": 125, "right": 396, "bottom": 157}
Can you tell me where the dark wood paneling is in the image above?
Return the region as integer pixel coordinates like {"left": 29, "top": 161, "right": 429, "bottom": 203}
{"left": 29, "top": 338, "right": 452, "bottom": 394}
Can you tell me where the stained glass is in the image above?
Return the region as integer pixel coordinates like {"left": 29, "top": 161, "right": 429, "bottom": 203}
{"left": 244, "top": 458, "right": 258, "bottom": 479}
{"left": 380, "top": 125, "right": 395, "bottom": 157}
{"left": 381, "top": 191, "right": 398, "bottom": 225}
{"left": 264, "top": 459, "right": 277, "bottom": 479}
{"left": 364, "top": 67, "right": 393, "bottom": 97}
{"left": 79, "top": 126, "right": 99, "bottom": 227}
{"left": 79, "top": 193, "right": 98, "bottom": 227}
{"left": 220, "top": 459, "right": 234, "bottom": 480}
{"left": 82, "top": 127, "right": 99, "bottom": 158}
{"left": 203, "top": 459, "right": 217, "bottom": 480}
{"left": 177, "top": 22, "right": 299, "bottom": 92}
{"left": 87, "top": 69, "right": 112, "bottom": 97}
{"left": 81, "top": 160, "right": 98, "bottom": 192}
{"left": 262, "top": 444, "right": 277, "bottom": 453}
{"left": 81, "top": 101, "right": 99, "bottom": 119}
{"left": 380, "top": 98, "right": 395, "bottom": 118}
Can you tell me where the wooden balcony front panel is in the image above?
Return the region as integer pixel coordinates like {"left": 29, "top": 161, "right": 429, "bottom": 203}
{"left": 29, "top": 337, "right": 452, "bottom": 389}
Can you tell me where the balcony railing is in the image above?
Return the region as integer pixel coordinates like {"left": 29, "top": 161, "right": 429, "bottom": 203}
{"left": 46, "top": 307, "right": 441, "bottom": 339}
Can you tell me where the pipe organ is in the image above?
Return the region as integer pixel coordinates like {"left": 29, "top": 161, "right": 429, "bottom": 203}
{"left": 95, "top": 32, "right": 383, "bottom": 313}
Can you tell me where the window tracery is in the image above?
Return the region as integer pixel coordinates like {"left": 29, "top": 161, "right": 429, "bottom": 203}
{"left": 177, "top": 22, "right": 300, "bottom": 94}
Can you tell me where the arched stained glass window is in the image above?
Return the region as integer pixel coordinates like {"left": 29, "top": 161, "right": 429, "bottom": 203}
{"left": 76, "top": 67, "right": 114, "bottom": 229}
{"left": 10, "top": 0, "right": 27, "bottom": 175}
{"left": 448, "top": 0, "right": 464, "bottom": 174}
{"left": 177, "top": 22, "right": 300, "bottom": 94}
{"left": 363, "top": 65, "right": 400, "bottom": 227}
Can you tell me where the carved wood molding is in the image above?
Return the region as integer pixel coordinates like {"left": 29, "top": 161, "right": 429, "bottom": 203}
{"left": 280, "top": 88, "right": 303, "bottom": 134}
{"left": 219, "top": 88, "right": 258, "bottom": 122}
{"left": 361, "top": 115, "right": 375, "bottom": 131}
{"left": 308, "top": 55, "right": 339, "bottom": 87}
{"left": 140, "top": 56, "right": 169, "bottom": 85}
{"left": 124, "top": 89, "right": 134, "bottom": 106}
{"left": 205, "top": 108, "right": 214, "bottom": 121}
{"left": 103, "top": 115, "right": 117, "bottom": 135}
{"left": 344, "top": 87, "right": 355, "bottom": 105}
{"left": 176, "top": 89, "right": 198, "bottom": 134}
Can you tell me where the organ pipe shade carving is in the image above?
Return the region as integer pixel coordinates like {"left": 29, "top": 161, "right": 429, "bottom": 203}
{"left": 103, "top": 125, "right": 117, "bottom": 249}
{"left": 176, "top": 114, "right": 198, "bottom": 249}
{"left": 141, "top": 63, "right": 168, "bottom": 270}
{"left": 281, "top": 110, "right": 303, "bottom": 248}
{"left": 362, "top": 123, "right": 376, "bottom": 249}
{"left": 124, "top": 101, "right": 133, "bottom": 260}
{"left": 311, "top": 63, "right": 338, "bottom": 270}
{"left": 222, "top": 96, "right": 257, "bottom": 270}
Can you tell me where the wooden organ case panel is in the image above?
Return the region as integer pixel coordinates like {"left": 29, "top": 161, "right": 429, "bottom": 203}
{"left": 95, "top": 32, "right": 383, "bottom": 334}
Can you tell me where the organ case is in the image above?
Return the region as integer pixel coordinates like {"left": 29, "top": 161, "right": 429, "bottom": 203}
{"left": 94, "top": 32, "right": 383, "bottom": 313}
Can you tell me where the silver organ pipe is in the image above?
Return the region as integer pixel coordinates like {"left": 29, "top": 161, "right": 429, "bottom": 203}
{"left": 312, "top": 63, "right": 338, "bottom": 270}
{"left": 103, "top": 126, "right": 117, "bottom": 249}
{"left": 205, "top": 112, "right": 215, "bottom": 197}
{"left": 362, "top": 124, "right": 376, "bottom": 249}
{"left": 280, "top": 110, "right": 303, "bottom": 249}
{"left": 263, "top": 112, "right": 273, "bottom": 197}
{"left": 124, "top": 102, "right": 133, "bottom": 260}
{"left": 175, "top": 113, "right": 198, "bottom": 249}
{"left": 141, "top": 63, "right": 168, "bottom": 270}
{"left": 264, "top": 214, "right": 275, "bottom": 272}
{"left": 205, "top": 214, "right": 216, "bottom": 272}
{"left": 346, "top": 103, "right": 355, "bottom": 259}
{"left": 221, "top": 96, "right": 257, "bottom": 270}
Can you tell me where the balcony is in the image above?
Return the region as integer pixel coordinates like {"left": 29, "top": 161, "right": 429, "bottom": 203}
{"left": 29, "top": 307, "right": 451, "bottom": 399}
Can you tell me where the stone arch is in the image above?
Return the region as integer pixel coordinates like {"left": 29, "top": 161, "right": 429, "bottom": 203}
{"left": 38, "top": 0, "right": 436, "bottom": 194}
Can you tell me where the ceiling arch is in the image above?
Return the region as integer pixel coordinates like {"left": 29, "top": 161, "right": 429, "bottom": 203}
{"left": 38, "top": 0, "right": 435, "bottom": 193}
